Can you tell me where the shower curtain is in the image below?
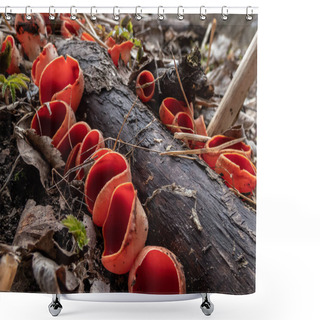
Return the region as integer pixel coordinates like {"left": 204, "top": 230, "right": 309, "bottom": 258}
{"left": 0, "top": 10, "right": 257, "bottom": 295}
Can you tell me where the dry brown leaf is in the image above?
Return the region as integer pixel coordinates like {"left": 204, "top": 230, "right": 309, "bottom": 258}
{"left": 24, "top": 129, "right": 65, "bottom": 170}
{"left": 15, "top": 116, "right": 65, "bottom": 189}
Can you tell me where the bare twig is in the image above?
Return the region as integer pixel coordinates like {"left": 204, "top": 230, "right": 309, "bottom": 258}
{"left": 230, "top": 188, "right": 256, "bottom": 207}
{"left": 205, "top": 18, "right": 217, "bottom": 73}
{"left": 136, "top": 74, "right": 165, "bottom": 90}
{"left": 0, "top": 155, "right": 21, "bottom": 194}
{"left": 171, "top": 52, "right": 193, "bottom": 120}
{"left": 75, "top": 19, "right": 108, "bottom": 50}
{"left": 83, "top": 14, "right": 98, "bottom": 38}
{"left": 160, "top": 137, "right": 245, "bottom": 156}
{"left": 174, "top": 132, "right": 211, "bottom": 143}
{"left": 166, "top": 124, "right": 194, "bottom": 133}
{"left": 1, "top": 13, "right": 14, "bottom": 32}
{"left": 113, "top": 98, "right": 138, "bottom": 151}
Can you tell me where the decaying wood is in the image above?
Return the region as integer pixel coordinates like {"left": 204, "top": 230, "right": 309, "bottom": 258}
{"left": 207, "top": 32, "right": 257, "bottom": 136}
{"left": 57, "top": 40, "right": 256, "bottom": 294}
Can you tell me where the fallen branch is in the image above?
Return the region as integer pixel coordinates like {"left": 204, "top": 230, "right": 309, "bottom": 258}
{"left": 57, "top": 40, "right": 256, "bottom": 294}
{"left": 207, "top": 32, "right": 257, "bottom": 136}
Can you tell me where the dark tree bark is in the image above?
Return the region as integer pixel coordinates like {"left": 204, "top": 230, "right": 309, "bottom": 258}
{"left": 57, "top": 40, "right": 255, "bottom": 295}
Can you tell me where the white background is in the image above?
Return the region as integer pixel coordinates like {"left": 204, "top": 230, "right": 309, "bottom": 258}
{"left": 1, "top": 0, "right": 320, "bottom": 319}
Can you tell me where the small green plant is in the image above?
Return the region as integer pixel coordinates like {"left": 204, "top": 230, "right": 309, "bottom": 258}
{"left": 0, "top": 41, "right": 12, "bottom": 74}
{"left": 0, "top": 73, "right": 30, "bottom": 105}
{"left": 62, "top": 215, "right": 89, "bottom": 251}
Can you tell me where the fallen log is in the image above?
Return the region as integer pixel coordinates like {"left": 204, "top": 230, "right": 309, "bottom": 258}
{"left": 57, "top": 40, "right": 256, "bottom": 294}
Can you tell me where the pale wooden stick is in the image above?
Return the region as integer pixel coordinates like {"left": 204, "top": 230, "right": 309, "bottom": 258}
{"left": 207, "top": 32, "right": 257, "bottom": 137}
{"left": 0, "top": 254, "right": 19, "bottom": 291}
{"left": 161, "top": 137, "right": 245, "bottom": 156}
{"left": 75, "top": 19, "right": 108, "bottom": 50}
{"left": 205, "top": 18, "right": 217, "bottom": 73}
{"left": 174, "top": 132, "right": 211, "bottom": 143}
{"left": 83, "top": 14, "right": 98, "bottom": 38}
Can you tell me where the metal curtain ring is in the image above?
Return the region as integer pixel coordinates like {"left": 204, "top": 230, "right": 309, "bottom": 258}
{"left": 221, "top": 6, "right": 228, "bottom": 21}
{"left": 177, "top": 6, "right": 184, "bottom": 20}
{"left": 5, "top": 6, "right": 12, "bottom": 21}
{"left": 246, "top": 6, "right": 253, "bottom": 21}
{"left": 113, "top": 6, "right": 120, "bottom": 21}
{"left": 200, "top": 6, "right": 207, "bottom": 20}
{"left": 70, "top": 6, "right": 77, "bottom": 20}
{"left": 158, "top": 6, "right": 164, "bottom": 21}
{"left": 25, "top": 6, "right": 32, "bottom": 20}
{"left": 90, "top": 6, "right": 97, "bottom": 21}
{"left": 135, "top": 6, "right": 142, "bottom": 21}
{"left": 49, "top": 6, "right": 56, "bottom": 20}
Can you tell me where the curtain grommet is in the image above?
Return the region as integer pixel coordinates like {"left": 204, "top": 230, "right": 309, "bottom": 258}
{"left": 221, "top": 6, "right": 228, "bottom": 21}
{"left": 70, "top": 6, "right": 77, "bottom": 20}
{"left": 246, "top": 6, "right": 253, "bottom": 21}
{"left": 177, "top": 6, "right": 184, "bottom": 21}
{"left": 200, "top": 6, "right": 207, "bottom": 20}
{"left": 49, "top": 6, "right": 56, "bottom": 20}
{"left": 90, "top": 6, "right": 97, "bottom": 21}
{"left": 158, "top": 6, "right": 164, "bottom": 21}
{"left": 5, "top": 6, "right": 12, "bottom": 21}
{"left": 135, "top": 6, "right": 142, "bottom": 21}
{"left": 113, "top": 6, "right": 120, "bottom": 21}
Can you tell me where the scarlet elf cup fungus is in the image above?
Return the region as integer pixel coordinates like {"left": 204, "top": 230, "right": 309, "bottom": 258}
{"left": 1, "top": 36, "right": 21, "bottom": 74}
{"left": 159, "top": 97, "right": 193, "bottom": 129}
{"left": 215, "top": 152, "right": 256, "bottom": 194}
{"left": 39, "top": 55, "right": 84, "bottom": 113}
{"left": 75, "top": 129, "right": 105, "bottom": 180}
{"left": 108, "top": 41, "right": 134, "bottom": 67}
{"left": 56, "top": 121, "right": 91, "bottom": 162}
{"left": 30, "top": 100, "right": 76, "bottom": 147}
{"left": 202, "top": 135, "right": 252, "bottom": 170}
{"left": 84, "top": 152, "right": 132, "bottom": 227}
{"left": 15, "top": 13, "right": 47, "bottom": 61}
{"left": 31, "top": 43, "right": 58, "bottom": 86}
{"left": 136, "top": 70, "right": 155, "bottom": 102}
{"left": 101, "top": 182, "right": 148, "bottom": 275}
{"left": 128, "top": 246, "right": 186, "bottom": 294}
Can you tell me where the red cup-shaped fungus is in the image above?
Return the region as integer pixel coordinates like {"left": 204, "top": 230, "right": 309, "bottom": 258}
{"left": 159, "top": 98, "right": 193, "bottom": 127}
{"left": 81, "top": 32, "right": 95, "bottom": 42}
{"left": 128, "top": 246, "right": 186, "bottom": 294}
{"left": 1, "top": 35, "right": 21, "bottom": 74}
{"left": 31, "top": 100, "right": 76, "bottom": 147}
{"left": 75, "top": 129, "right": 105, "bottom": 180}
{"left": 32, "top": 43, "right": 58, "bottom": 86}
{"left": 64, "top": 143, "right": 81, "bottom": 181}
{"left": 202, "top": 135, "right": 252, "bottom": 170}
{"left": 15, "top": 13, "right": 47, "bottom": 61}
{"left": 60, "top": 14, "right": 83, "bottom": 38}
{"left": 84, "top": 152, "right": 132, "bottom": 227}
{"left": 39, "top": 55, "right": 84, "bottom": 112}
{"left": 101, "top": 182, "right": 148, "bottom": 274}
{"left": 90, "top": 148, "right": 111, "bottom": 162}
{"left": 108, "top": 41, "right": 134, "bottom": 67}
{"left": 56, "top": 121, "right": 91, "bottom": 161}
{"left": 172, "top": 112, "right": 194, "bottom": 135}
{"left": 105, "top": 37, "right": 116, "bottom": 48}
{"left": 136, "top": 70, "right": 155, "bottom": 102}
{"left": 215, "top": 152, "right": 256, "bottom": 194}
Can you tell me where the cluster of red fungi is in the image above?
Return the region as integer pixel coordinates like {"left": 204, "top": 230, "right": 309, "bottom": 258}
{"left": 1, "top": 13, "right": 187, "bottom": 294}
{"left": 136, "top": 71, "right": 257, "bottom": 195}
